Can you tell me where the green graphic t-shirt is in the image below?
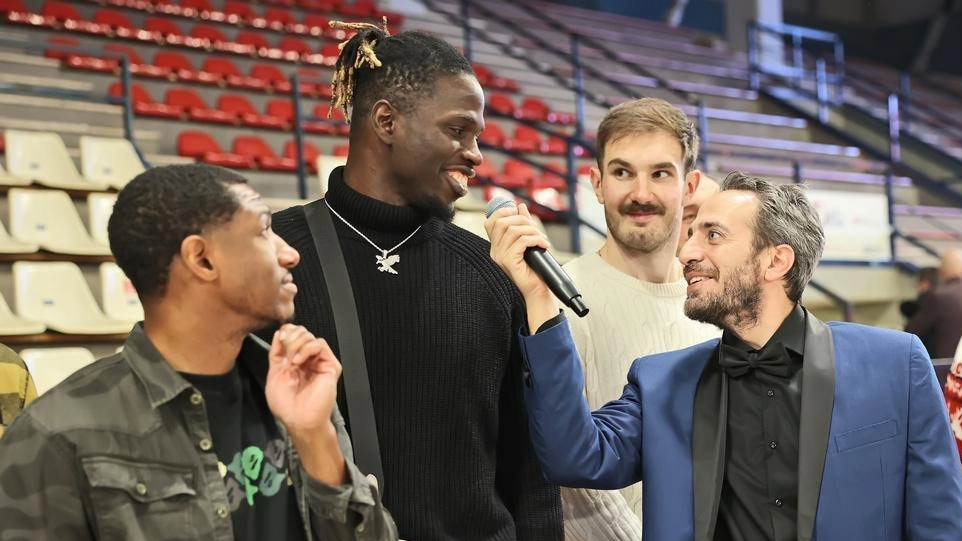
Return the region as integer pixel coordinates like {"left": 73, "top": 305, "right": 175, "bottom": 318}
{"left": 182, "top": 366, "right": 307, "bottom": 541}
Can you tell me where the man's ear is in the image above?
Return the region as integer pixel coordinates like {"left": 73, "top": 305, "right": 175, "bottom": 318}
{"left": 371, "top": 99, "right": 398, "bottom": 146}
{"left": 683, "top": 169, "right": 701, "bottom": 204}
{"left": 764, "top": 243, "right": 796, "bottom": 284}
{"left": 589, "top": 166, "right": 604, "bottom": 204}
{"left": 178, "top": 234, "right": 218, "bottom": 284}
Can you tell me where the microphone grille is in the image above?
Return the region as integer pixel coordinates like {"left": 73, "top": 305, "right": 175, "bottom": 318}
{"left": 484, "top": 197, "right": 517, "bottom": 219}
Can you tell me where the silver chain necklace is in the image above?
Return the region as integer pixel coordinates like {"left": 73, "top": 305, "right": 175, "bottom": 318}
{"left": 325, "top": 200, "right": 422, "bottom": 275}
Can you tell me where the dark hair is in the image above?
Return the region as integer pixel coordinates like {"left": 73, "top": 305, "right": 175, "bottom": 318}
{"left": 721, "top": 172, "right": 825, "bottom": 302}
{"left": 107, "top": 164, "right": 247, "bottom": 301}
{"left": 328, "top": 22, "right": 472, "bottom": 121}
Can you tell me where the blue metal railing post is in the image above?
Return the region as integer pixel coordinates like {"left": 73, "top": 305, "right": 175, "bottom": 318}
{"left": 885, "top": 168, "right": 897, "bottom": 263}
{"left": 747, "top": 22, "right": 759, "bottom": 91}
{"left": 290, "top": 73, "right": 307, "bottom": 199}
{"left": 461, "top": 0, "right": 472, "bottom": 63}
{"left": 887, "top": 93, "right": 901, "bottom": 164}
{"left": 815, "top": 58, "right": 828, "bottom": 123}
{"left": 792, "top": 160, "right": 802, "bottom": 184}
{"left": 566, "top": 34, "right": 584, "bottom": 254}
{"left": 792, "top": 30, "right": 803, "bottom": 87}
{"left": 697, "top": 100, "right": 709, "bottom": 170}
{"left": 833, "top": 39, "right": 845, "bottom": 104}
{"left": 899, "top": 72, "right": 911, "bottom": 131}
{"left": 120, "top": 57, "right": 150, "bottom": 168}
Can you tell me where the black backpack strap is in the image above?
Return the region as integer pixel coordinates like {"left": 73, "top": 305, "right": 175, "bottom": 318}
{"left": 303, "top": 199, "right": 384, "bottom": 491}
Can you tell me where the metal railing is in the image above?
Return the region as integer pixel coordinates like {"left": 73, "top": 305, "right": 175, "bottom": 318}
{"left": 745, "top": 19, "right": 954, "bottom": 267}
{"left": 0, "top": 36, "right": 153, "bottom": 169}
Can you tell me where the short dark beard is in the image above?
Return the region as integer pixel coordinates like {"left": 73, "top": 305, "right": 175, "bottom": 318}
{"left": 684, "top": 260, "right": 762, "bottom": 330}
{"left": 410, "top": 194, "right": 456, "bottom": 222}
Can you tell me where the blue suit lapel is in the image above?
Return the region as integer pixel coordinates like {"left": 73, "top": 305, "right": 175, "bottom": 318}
{"left": 692, "top": 346, "right": 727, "bottom": 541}
{"left": 797, "top": 311, "right": 836, "bottom": 541}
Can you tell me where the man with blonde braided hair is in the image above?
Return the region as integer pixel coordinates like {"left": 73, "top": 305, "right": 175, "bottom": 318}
{"left": 268, "top": 22, "right": 562, "bottom": 541}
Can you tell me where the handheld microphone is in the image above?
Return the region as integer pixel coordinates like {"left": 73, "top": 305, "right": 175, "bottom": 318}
{"left": 484, "top": 197, "right": 589, "bottom": 317}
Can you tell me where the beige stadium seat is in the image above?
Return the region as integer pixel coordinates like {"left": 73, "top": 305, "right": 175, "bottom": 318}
{"left": 80, "top": 136, "right": 146, "bottom": 190}
{"left": 99, "top": 262, "right": 143, "bottom": 324}
{"left": 4, "top": 130, "right": 107, "bottom": 190}
{"left": 8, "top": 188, "right": 111, "bottom": 256}
{"left": 13, "top": 261, "right": 133, "bottom": 335}
{"left": 0, "top": 159, "right": 31, "bottom": 186}
{"left": 317, "top": 155, "right": 347, "bottom": 194}
{"left": 452, "top": 209, "right": 487, "bottom": 240}
{"left": 87, "top": 192, "right": 117, "bottom": 248}
{"left": 263, "top": 197, "right": 307, "bottom": 212}
{"left": 19, "top": 347, "right": 97, "bottom": 395}
{"left": 0, "top": 218, "right": 38, "bottom": 254}
{"left": 0, "top": 290, "right": 45, "bottom": 335}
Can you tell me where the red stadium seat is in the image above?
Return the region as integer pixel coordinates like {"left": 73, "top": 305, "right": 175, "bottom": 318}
{"left": 41, "top": 1, "right": 82, "bottom": 23}
{"left": 220, "top": 95, "right": 288, "bottom": 130}
{"left": 0, "top": 0, "right": 27, "bottom": 14}
{"left": 283, "top": 140, "right": 320, "bottom": 172}
{"left": 501, "top": 159, "right": 537, "bottom": 188}
{"left": 65, "top": 53, "right": 119, "bottom": 73}
{"left": 338, "top": 0, "right": 376, "bottom": 17}
{"left": 265, "top": 98, "right": 294, "bottom": 122}
{"left": 508, "top": 125, "right": 542, "bottom": 153}
{"left": 250, "top": 63, "right": 291, "bottom": 92}
{"left": 278, "top": 36, "right": 311, "bottom": 56}
{"left": 144, "top": 16, "right": 185, "bottom": 45}
{"left": 236, "top": 31, "right": 272, "bottom": 53}
{"left": 92, "top": 9, "right": 136, "bottom": 37}
{"left": 44, "top": 35, "right": 79, "bottom": 60}
{"left": 201, "top": 58, "right": 266, "bottom": 91}
{"left": 222, "top": 1, "right": 256, "bottom": 23}
{"left": 109, "top": 82, "right": 184, "bottom": 119}
{"left": 188, "top": 23, "right": 228, "bottom": 47}
{"left": 177, "top": 130, "right": 252, "bottom": 168}
{"left": 155, "top": 51, "right": 220, "bottom": 85}
{"left": 478, "top": 123, "right": 507, "bottom": 148}
{"left": 472, "top": 64, "right": 518, "bottom": 92}
{"left": 313, "top": 104, "right": 349, "bottom": 135}
{"left": 179, "top": 0, "right": 214, "bottom": 17}
{"left": 166, "top": 88, "right": 237, "bottom": 124}
{"left": 232, "top": 136, "right": 297, "bottom": 171}
{"left": 488, "top": 93, "right": 516, "bottom": 116}
{"left": 296, "top": 13, "right": 328, "bottom": 36}
{"left": 474, "top": 160, "right": 498, "bottom": 186}
{"left": 102, "top": 44, "right": 169, "bottom": 78}
{"left": 544, "top": 135, "right": 568, "bottom": 155}
{"left": 318, "top": 43, "right": 340, "bottom": 66}
{"left": 520, "top": 97, "right": 574, "bottom": 125}
{"left": 333, "top": 144, "right": 349, "bottom": 156}
{"left": 263, "top": 7, "right": 295, "bottom": 30}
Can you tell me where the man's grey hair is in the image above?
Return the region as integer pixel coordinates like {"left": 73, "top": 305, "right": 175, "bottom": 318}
{"left": 721, "top": 172, "right": 825, "bottom": 302}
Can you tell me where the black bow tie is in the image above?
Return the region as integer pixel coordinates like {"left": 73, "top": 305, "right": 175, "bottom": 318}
{"left": 719, "top": 341, "right": 792, "bottom": 379}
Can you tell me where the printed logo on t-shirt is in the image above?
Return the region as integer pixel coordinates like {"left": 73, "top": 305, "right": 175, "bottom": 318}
{"left": 219, "top": 438, "right": 290, "bottom": 511}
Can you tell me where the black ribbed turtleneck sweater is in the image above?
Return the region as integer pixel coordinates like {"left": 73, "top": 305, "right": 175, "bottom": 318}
{"left": 270, "top": 168, "right": 562, "bottom": 541}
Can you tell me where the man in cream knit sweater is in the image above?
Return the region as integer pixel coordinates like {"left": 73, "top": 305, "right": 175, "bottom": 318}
{"left": 562, "top": 98, "right": 720, "bottom": 540}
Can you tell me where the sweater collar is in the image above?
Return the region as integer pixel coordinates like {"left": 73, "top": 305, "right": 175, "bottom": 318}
{"left": 325, "top": 166, "right": 434, "bottom": 233}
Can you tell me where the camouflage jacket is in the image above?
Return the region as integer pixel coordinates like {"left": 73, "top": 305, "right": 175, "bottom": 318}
{"left": 0, "top": 343, "right": 37, "bottom": 439}
{"left": 0, "top": 325, "right": 397, "bottom": 541}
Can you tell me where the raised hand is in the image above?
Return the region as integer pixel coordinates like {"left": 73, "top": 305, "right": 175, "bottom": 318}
{"left": 265, "top": 323, "right": 346, "bottom": 484}
{"left": 484, "top": 203, "right": 561, "bottom": 332}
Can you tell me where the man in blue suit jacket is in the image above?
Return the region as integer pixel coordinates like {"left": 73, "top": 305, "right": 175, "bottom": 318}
{"left": 486, "top": 172, "right": 962, "bottom": 541}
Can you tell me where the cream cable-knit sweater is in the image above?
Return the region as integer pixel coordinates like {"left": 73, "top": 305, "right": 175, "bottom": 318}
{"left": 561, "top": 252, "right": 721, "bottom": 540}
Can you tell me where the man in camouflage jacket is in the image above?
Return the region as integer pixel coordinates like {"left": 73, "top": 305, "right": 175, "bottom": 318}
{"left": 0, "top": 343, "right": 36, "bottom": 439}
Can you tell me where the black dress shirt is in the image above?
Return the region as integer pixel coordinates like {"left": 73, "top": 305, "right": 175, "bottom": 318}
{"left": 714, "top": 304, "right": 806, "bottom": 541}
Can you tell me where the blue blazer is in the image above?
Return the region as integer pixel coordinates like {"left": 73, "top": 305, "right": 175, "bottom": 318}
{"left": 519, "top": 312, "right": 962, "bottom": 541}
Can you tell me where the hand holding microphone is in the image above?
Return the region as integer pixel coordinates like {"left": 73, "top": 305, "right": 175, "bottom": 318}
{"left": 484, "top": 198, "right": 588, "bottom": 332}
